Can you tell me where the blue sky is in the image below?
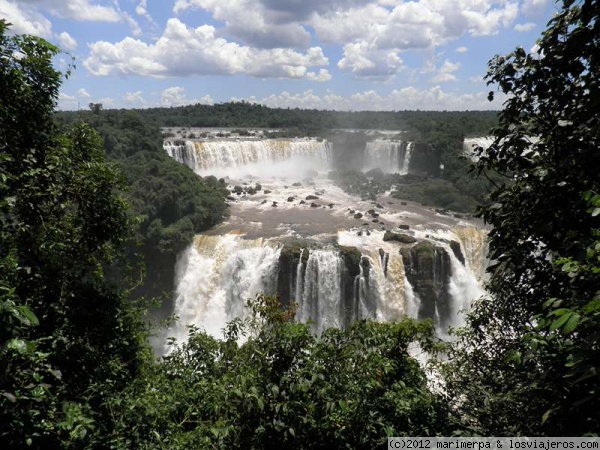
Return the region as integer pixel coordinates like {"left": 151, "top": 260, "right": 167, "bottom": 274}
{"left": 1, "top": 0, "right": 557, "bottom": 111}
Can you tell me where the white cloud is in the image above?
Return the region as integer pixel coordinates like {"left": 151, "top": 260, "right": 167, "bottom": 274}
{"left": 56, "top": 31, "right": 77, "bottom": 51}
{"left": 124, "top": 90, "right": 146, "bottom": 105}
{"left": 135, "top": 0, "right": 157, "bottom": 27}
{"left": 0, "top": 0, "right": 53, "bottom": 37}
{"left": 521, "top": 0, "right": 550, "bottom": 17}
{"left": 77, "top": 88, "right": 91, "bottom": 98}
{"left": 514, "top": 22, "right": 536, "bottom": 32}
{"left": 96, "top": 97, "right": 115, "bottom": 108}
{"left": 14, "top": 0, "right": 121, "bottom": 22}
{"left": 306, "top": 68, "right": 332, "bottom": 82}
{"left": 161, "top": 87, "right": 214, "bottom": 106}
{"left": 121, "top": 11, "right": 142, "bottom": 36}
{"left": 59, "top": 92, "right": 77, "bottom": 101}
{"left": 338, "top": 42, "right": 403, "bottom": 79}
{"left": 430, "top": 59, "right": 460, "bottom": 83}
{"left": 250, "top": 86, "right": 505, "bottom": 111}
{"left": 456, "top": 46, "right": 468, "bottom": 53}
{"left": 462, "top": 1, "right": 520, "bottom": 36}
{"left": 135, "top": 0, "right": 148, "bottom": 16}
{"left": 84, "top": 18, "right": 328, "bottom": 80}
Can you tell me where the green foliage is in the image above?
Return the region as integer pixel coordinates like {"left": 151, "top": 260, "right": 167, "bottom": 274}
{"left": 392, "top": 179, "right": 479, "bottom": 213}
{"left": 57, "top": 109, "right": 229, "bottom": 298}
{"left": 1, "top": 22, "right": 152, "bottom": 448}
{"left": 446, "top": 0, "right": 600, "bottom": 435}
{"left": 108, "top": 295, "right": 451, "bottom": 449}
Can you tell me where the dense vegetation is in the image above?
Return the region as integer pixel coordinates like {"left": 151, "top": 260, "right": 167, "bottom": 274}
{"left": 56, "top": 109, "right": 229, "bottom": 300}
{"left": 445, "top": 0, "right": 599, "bottom": 435}
{"left": 0, "top": 22, "right": 150, "bottom": 447}
{"left": 138, "top": 101, "right": 497, "bottom": 138}
{"left": 1, "top": 0, "right": 599, "bottom": 446}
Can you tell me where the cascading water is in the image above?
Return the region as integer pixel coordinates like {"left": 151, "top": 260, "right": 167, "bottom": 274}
{"left": 364, "top": 140, "right": 413, "bottom": 174}
{"left": 164, "top": 139, "right": 332, "bottom": 176}
{"left": 168, "top": 234, "right": 281, "bottom": 345}
{"left": 296, "top": 249, "right": 344, "bottom": 334}
{"left": 162, "top": 137, "right": 489, "bottom": 348}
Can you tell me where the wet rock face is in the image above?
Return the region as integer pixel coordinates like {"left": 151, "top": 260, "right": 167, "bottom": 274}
{"left": 383, "top": 231, "right": 417, "bottom": 244}
{"left": 449, "top": 240, "right": 465, "bottom": 265}
{"left": 277, "top": 242, "right": 311, "bottom": 305}
{"left": 400, "top": 241, "right": 453, "bottom": 328}
{"left": 276, "top": 243, "right": 364, "bottom": 327}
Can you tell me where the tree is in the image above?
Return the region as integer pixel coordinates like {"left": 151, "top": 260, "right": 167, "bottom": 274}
{"left": 446, "top": 0, "right": 599, "bottom": 435}
{"left": 1, "top": 21, "right": 149, "bottom": 448}
{"left": 88, "top": 102, "right": 103, "bottom": 114}
{"left": 107, "top": 295, "right": 451, "bottom": 449}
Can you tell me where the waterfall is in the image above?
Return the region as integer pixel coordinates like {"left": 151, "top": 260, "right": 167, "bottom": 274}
{"left": 163, "top": 139, "right": 332, "bottom": 175}
{"left": 454, "top": 227, "right": 489, "bottom": 282}
{"left": 297, "top": 249, "right": 344, "bottom": 334}
{"left": 364, "top": 140, "right": 413, "bottom": 174}
{"left": 294, "top": 249, "right": 304, "bottom": 304}
{"left": 168, "top": 234, "right": 281, "bottom": 344}
{"left": 168, "top": 228, "right": 487, "bottom": 346}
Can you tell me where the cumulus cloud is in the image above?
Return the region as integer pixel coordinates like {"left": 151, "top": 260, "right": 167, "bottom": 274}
{"left": 514, "top": 22, "right": 536, "bottom": 32}
{"left": 11, "top": 0, "right": 121, "bottom": 23}
{"left": 168, "top": 1, "right": 533, "bottom": 80}
{"left": 456, "top": 46, "right": 468, "bottom": 53}
{"left": 124, "top": 90, "right": 146, "bottom": 105}
{"left": 0, "top": 0, "right": 53, "bottom": 37}
{"left": 430, "top": 59, "right": 461, "bottom": 83}
{"left": 338, "top": 42, "right": 403, "bottom": 79}
{"left": 161, "top": 86, "right": 214, "bottom": 106}
{"left": 250, "top": 86, "right": 504, "bottom": 111}
{"left": 56, "top": 31, "right": 77, "bottom": 51}
{"left": 0, "top": 0, "right": 143, "bottom": 43}
{"left": 84, "top": 18, "right": 328, "bottom": 80}
{"left": 174, "top": 0, "right": 311, "bottom": 48}
{"left": 77, "top": 88, "right": 91, "bottom": 98}
{"left": 306, "top": 69, "right": 332, "bottom": 82}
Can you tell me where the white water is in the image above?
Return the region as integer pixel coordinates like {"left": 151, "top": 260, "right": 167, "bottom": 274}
{"left": 297, "top": 249, "right": 344, "bottom": 334}
{"left": 163, "top": 139, "right": 489, "bottom": 347}
{"left": 168, "top": 234, "right": 281, "bottom": 345}
{"left": 165, "top": 139, "right": 332, "bottom": 177}
{"left": 364, "top": 140, "right": 413, "bottom": 174}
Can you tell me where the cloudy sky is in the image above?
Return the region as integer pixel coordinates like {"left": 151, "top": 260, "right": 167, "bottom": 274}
{"left": 1, "top": 0, "right": 556, "bottom": 111}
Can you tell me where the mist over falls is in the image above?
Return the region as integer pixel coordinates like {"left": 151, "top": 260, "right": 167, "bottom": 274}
{"left": 163, "top": 135, "right": 487, "bottom": 345}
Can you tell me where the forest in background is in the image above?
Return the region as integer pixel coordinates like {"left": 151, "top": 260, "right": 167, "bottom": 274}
{"left": 1, "top": 0, "right": 599, "bottom": 447}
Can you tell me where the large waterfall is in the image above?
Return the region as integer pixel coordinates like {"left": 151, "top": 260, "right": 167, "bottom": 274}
{"left": 170, "top": 234, "right": 281, "bottom": 343}
{"left": 164, "top": 138, "right": 416, "bottom": 175}
{"left": 169, "top": 228, "right": 487, "bottom": 342}
{"left": 162, "top": 136, "right": 488, "bottom": 347}
{"left": 164, "top": 139, "right": 332, "bottom": 176}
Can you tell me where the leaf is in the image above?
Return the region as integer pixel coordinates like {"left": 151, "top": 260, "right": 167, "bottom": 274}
{"left": 549, "top": 311, "right": 572, "bottom": 331}
{"left": 2, "top": 392, "right": 17, "bottom": 403}
{"left": 16, "top": 305, "right": 39, "bottom": 326}
{"left": 5, "top": 338, "right": 28, "bottom": 354}
{"left": 561, "top": 313, "right": 580, "bottom": 334}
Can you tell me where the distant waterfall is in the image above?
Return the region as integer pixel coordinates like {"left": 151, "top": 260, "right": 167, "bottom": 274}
{"left": 164, "top": 139, "right": 332, "bottom": 174}
{"left": 364, "top": 141, "right": 413, "bottom": 174}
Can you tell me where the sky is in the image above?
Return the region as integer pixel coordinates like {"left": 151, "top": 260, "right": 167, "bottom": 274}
{"left": 1, "top": 0, "right": 558, "bottom": 111}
